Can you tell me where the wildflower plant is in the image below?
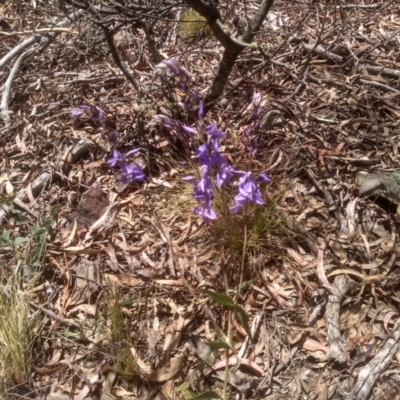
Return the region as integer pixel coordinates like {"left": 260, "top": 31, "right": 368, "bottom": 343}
{"left": 69, "top": 105, "right": 144, "bottom": 184}
{"left": 153, "top": 58, "right": 270, "bottom": 222}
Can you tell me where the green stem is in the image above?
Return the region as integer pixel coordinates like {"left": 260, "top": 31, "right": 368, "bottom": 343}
{"left": 222, "top": 219, "right": 248, "bottom": 399}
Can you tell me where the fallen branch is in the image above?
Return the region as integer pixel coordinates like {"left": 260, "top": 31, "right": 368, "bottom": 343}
{"left": 1, "top": 48, "right": 36, "bottom": 126}
{"left": 326, "top": 275, "right": 354, "bottom": 365}
{"left": 0, "top": 9, "right": 84, "bottom": 69}
{"left": 347, "top": 323, "right": 400, "bottom": 399}
{"left": 0, "top": 8, "right": 86, "bottom": 127}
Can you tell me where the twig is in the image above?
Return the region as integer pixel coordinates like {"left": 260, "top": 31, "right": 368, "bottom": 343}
{"left": 97, "top": 23, "right": 141, "bottom": 92}
{"left": 302, "top": 39, "right": 343, "bottom": 64}
{"left": 359, "top": 78, "right": 400, "bottom": 93}
{"left": 326, "top": 275, "right": 354, "bottom": 365}
{"left": 0, "top": 27, "right": 74, "bottom": 36}
{"left": 30, "top": 301, "right": 81, "bottom": 329}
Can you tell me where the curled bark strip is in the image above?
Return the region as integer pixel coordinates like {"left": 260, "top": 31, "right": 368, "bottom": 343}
{"left": 348, "top": 323, "right": 400, "bottom": 400}
{"left": 0, "top": 140, "right": 93, "bottom": 223}
{"left": 317, "top": 235, "right": 332, "bottom": 289}
{"left": 326, "top": 275, "right": 353, "bottom": 366}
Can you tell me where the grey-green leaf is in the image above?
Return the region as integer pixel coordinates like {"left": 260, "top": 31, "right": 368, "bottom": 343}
{"left": 204, "top": 290, "right": 235, "bottom": 307}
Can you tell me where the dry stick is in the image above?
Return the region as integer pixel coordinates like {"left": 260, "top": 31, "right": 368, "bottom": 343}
{"left": 303, "top": 39, "right": 400, "bottom": 80}
{"left": 0, "top": 36, "right": 41, "bottom": 69}
{"left": 1, "top": 9, "right": 86, "bottom": 126}
{"left": 0, "top": 27, "right": 74, "bottom": 36}
{"left": 30, "top": 301, "right": 81, "bottom": 329}
{"left": 326, "top": 275, "right": 354, "bottom": 366}
{"left": 347, "top": 323, "right": 400, "bottom": 400}
{"left": 359, "top": 79, "right": 400, "bottom": 94}
{"left": 363, "top": 65, "right": 400, "bottom": 79}
{"left": 221, "top": 1, "right": 313, "bottom": 103}
{"left": 1, "top": 48, "right": 36, "bottom": 126}
{"left": 0, "top": 8, "right": 85, "bottom": 69}
{"left": 302, "top": 39, "right": 344, "bottom": 63}
{"left": 98, "top": 23, "right": 141, "bottom": 92}
{"left": 140, "top": 21, "right": 163, "bottom": 64}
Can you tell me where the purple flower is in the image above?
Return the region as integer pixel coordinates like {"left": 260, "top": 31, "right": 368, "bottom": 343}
{"left": 107, "top": 149, "right": 124, "bottom": 168}
{"left": 182, "top": 125, "right": 197, "bottom": 135}
{"left": 182, "top": 176, "right": 195, "bottom": 182}
{"left": 250, "top": 92, "right": 263, "bottom": 119}
{"left": 209, "top": 139, "right": 227, "bottom": 168}
{"left": 193, "top": 89, "right": 200, "bottom": 104}
{"left": 196, "top": 144, "right": 211, "bottom": 166}
{"left": 70, "top": 105, "right": 105, "bottom": 123}
{"left": 110, "top": 131, "right": 118, "bottom": 144}
{"left": 205, "top": 124, "right": 225, "bottom": 140}
{"left": 194, "top": 167, "right": 213, "bottom": 198}
{"left": 252, "top": 92, "right": 262, "bottom": 108}
{"left": 182, "top": 97, "right": 190, "bottom": 112}
{"left": 258, "top": 172, "right": 271, "bottom": 183}
{"left": 193, "top": 206, "right": 217, "bottom": 223}
{"left": 120, "top": 163, "right": 145, "bottom": 183}
{"left": 155, "top": 58, "right": 190, "bottom": 82}
{"left": 153, "top": 114, "right": 178, "bottom": 130}
{"left": 107, "top": 148, "right": 144, "bottom": 183}
{"left": 230, "top": 173, "right": 264, "bottom": 213}
{"left": 216, "top": 165, "right": 235, "bottom": 187}
{"left": 107, "top": 148, "right": 141, "bottom": 168}
{"left": 70, "top": 105, "right": 89, "bottom": 118}
{"left": 198, "top": 101, "right": 204, "bottom": 119}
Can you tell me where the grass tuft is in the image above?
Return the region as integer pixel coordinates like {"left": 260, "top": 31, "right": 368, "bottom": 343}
{"left": 0, "top": 273, "right": 39, "bottom": 389}
{"left": 211, "top": 183, "right": 290, "bottom": 257}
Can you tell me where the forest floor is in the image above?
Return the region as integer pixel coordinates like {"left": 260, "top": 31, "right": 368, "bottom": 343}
{"left": 1, "top": 1, "right": 400, "bottom": 399}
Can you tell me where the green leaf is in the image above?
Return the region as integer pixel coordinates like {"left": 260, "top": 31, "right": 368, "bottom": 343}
{"left": 31, "top": 227, "right": 47, "bottom": 237}
{"left": 176, "top": 381, "right": 192, "bottom": 392}
{"left": 184, "top": 390, "right": 198, "bottom": 399}
{"left": 204, "top": 290, "right": 235, "bottom": 307}
{"left": 197, "top": 359, "right": 206, "bottom": 374}
{"left": 188, "top": 391, "right": 223, "bottom": 400}
{"left": 0, "top": 230, "right": 11, "bottom": 243}
{"left": 14, "top": 236, "right": 28, "bottom": 247}
{"left": 12, "top": 212, "right": 30, "bottom": 223}
{"left": 208, "top": 341, "right": 233, "bottom": 352}
{"left": 238, "top": 280, "right": 252, "bottom": 293}
{"left": 234, "top": 305, "right": 252, "bottom": 343}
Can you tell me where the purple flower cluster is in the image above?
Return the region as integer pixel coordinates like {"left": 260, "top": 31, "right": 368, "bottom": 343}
{"left": 243, "top": 92, "right": 263, "bottom": 157}
{"left": 185, "top": 125, "right": 269, "bottom": 221}
{"left": 155, "top": 58, "right": 204, "bottom": 119}
{"left": 153, "top": 59, "right": 270, "bottom": 222}
{"left": 107, "top": 149, "right": 145, "bottom": 183}
{"left": 70, "top": 105, "right": 144, "bottom": 184}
